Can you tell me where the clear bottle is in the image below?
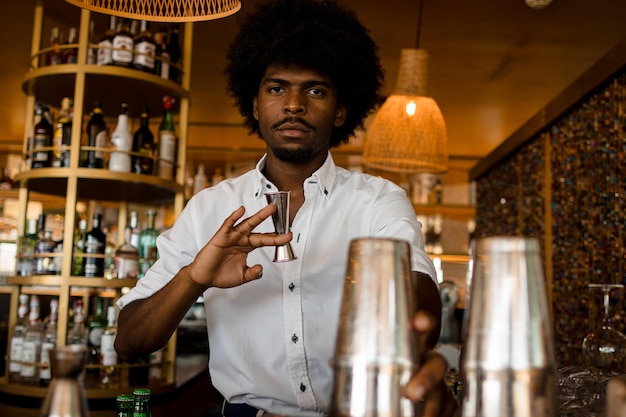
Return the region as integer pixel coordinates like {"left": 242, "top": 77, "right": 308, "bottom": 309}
{"left": 16, "top": 218, "right": 38, "bottom": 276}
{"left": 72, "top": 218, "right": 88, "bottom": 276}
{"left": 116, "top": 394, "right": 134, "bottom": 417}
{"left": 8, "top": 294, "right": 30, "bottom": 380}
{"left": 39, "top": 298, "right": 58, "bottom": 386}
{"left": 32, "top": 103, "right": 53, "bottom": 169}
{"left": 133, "top": 20, "right": 156, "bottom": 72}
{"left": 35, "top": 229, "right": 56, "bottom": 275}
{"left": 112, "top": 18, "right": 134, "bottom": 67}
{"left": 83, "top": 101, "right": 108, "bottom": 169}
{"left": 21, "top": 295, "right": 43, "bottom": 384}
{"left": 157, "top": 95, "right": 177, "bottom": 180}
{"left": 138, "top": 209, "right": 158, "bottom": 278}
{"left": 67, "top": 302, "right": 88, "bottom": 346}
{"left": 100, "top": 305, "right": 120, "bottom": 388}
{"left": 129, "top": 210, "right": 140, "bottom": 249}
{"left": 114, "top": 224, "right": 140, "bottom": 279}
{"left": 193, "top": 164, "right": 207, "bottom": 195}
{"left": 97, "top": 16, "right": 117, "bottom": 66}
{"left": 84, "top": 213, "right": 107, "bottom": 277}
{"left": 63, "top": 27, "right": 78, "bottom": 64}
{"left": 132, "top": 106, "right": 155, "bottom": 175}
{"left": 52, "top": 97, "right": 73, "bottom": 168}
{"left": 166, "top": 24, "right": 181, "bottom": 83}
{"left": 109, "top": 103, "right": 132, "bottom": 172}
{"left": 87, "top": 20, "right": 97, "bottom": 65}
{"left": 47, "top": 27, "right": 63, "bottom": 66}
{"left": 87, "top": 298, "right": 107, "bottom": 378}
{"left": 154, "top": 27, "right": 170, "bottom": 80}
{"left": 133, "top": 388, "right": 152, "bottom": 417}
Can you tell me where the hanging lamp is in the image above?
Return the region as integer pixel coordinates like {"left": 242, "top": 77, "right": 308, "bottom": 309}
{"left": 362, "top": 0, "right": 448, "bottom": 174}
{"left": 64, "top": 0, "right": 242, "bottom": 22}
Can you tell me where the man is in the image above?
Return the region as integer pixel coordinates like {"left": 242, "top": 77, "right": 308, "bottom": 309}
{"left": 115, "top": 1, "right": 454, "bottom": 416}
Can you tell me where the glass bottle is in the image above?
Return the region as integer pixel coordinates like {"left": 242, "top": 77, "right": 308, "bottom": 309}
{"left": 116, "top": 394, "right": 134, "bottom": 417}
{"left": 72, "top": 218, "right": 88, "bottom": 276}
{"left": 16, "top": 218, "right": 38, "bottom": 276}
{"left": 133, "top": 388, "right": 152, "bottom": 417}
{"left": 34, "top": 216, "right": 56, "bottom": 275}
{"left": 97, "top": 16, "right": 117, "bottom": 66}
{"left": 154, "top": 27, "right": 170, "bottom": 80}
{"left": 114, "top": 224, "right": 140, "bottom": 279}
{"left": 132, "top": 106, "right": 155, "bottom": 175}
{"left": 129, "top": 210, "right": 140, "bottom": 249}
{"left": 158, "top": 95, "right": 177, "bottom": 180}
{"left": 166, "top": 24, "right": 181, "bottom": 83}
{"left": 0, "top": 165, "right": 14, "bottom": 189}
{"left": 133, "top": 20, "right": 156, "bottom": 72}
{"left": 87, "top": 20, "right": 96, "bottom": 65}
{"left": 100, "top": 305, "right": 120, "bottom": 388}
{"left": 63, "top": 27, "right": 78, "bottom": 64}
{"left": 112, "top": 18, "right": 134, "bottom": 67}
{"left": 9, "top": 294, "right": 30, "bottom": 380}
{"left": 47, "top": 27, "right": 63, "bottom": 66}
{"left": 83, "top": 101, "right": 108, "bottom": 169}
{"left": 84, "top": 213, "right": 107, "bottom": 277}
{"left": 87, "top": 298, "right": 107, "bottom": 379}
{"left": 139, "top": 209, "right": 158, "bottom": 278}
{"left": 21, "top": 295, "right": 43, "bottom": 384}
{"left": 25, "top": 102, "right": 43, "bottom": 170}
{"left": 32, "top": 103, "right": 53, "bottom": 169}
{"left": 193, "top": 164, "right": 207, "bottom": 195}
{"left": 67, "top": 303, "right": 88, "bottom": 346}
{"left": 39, "top": 298, "right": 58, "bottom": 386}
{"left": 52, "top": 97, "right": 73, "bottom": 168}
{"left": 109, "top": 103, "right": 132, "bottom": 172}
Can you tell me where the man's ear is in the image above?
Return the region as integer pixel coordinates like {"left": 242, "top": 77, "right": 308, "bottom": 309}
{"left": 253, "top": 97, "right": 259, "bottom": 120}
{"left": 334, "top": 105, "right": 347, "bottom": 127}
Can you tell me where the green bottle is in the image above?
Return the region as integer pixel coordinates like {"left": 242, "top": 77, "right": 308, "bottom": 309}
{"left": 133, "top": 388, "right": 151, "bottom": 417}
{"left": 116, "top": 394, "right": 134, "bottom": 417}
{"left": 138, "top": 210, "right": 158, "bottom": 278}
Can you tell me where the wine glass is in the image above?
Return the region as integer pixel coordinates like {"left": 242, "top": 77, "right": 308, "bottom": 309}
{"left": 582, "top": 284, "right": 626, "bottom": 379}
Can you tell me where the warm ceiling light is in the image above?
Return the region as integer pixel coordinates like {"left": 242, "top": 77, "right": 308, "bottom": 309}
{"left": 363, "top": 48, "right": 448, "bottom": 174}
{"left": 64, "top": 0, "right": 241, "bottom": 22}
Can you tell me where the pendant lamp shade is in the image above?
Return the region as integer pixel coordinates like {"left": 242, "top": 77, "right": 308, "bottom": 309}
{"left": 363, "top": 49, "right": 448, "bottom": 174}
{"left": 64, "top": 0, "right": 241, "bottom": 22}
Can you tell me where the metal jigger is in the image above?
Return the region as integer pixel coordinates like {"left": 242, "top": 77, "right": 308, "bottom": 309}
{"left": 330, "top": 238, "right": 420, "bottom": 417}
{"left": 461, "top": 237, "right": 557, "bottom": 417}
{"left": 265, "top": 191, "right": 296, "bottom": 262}
{"left": 40, "top": 345, "right": 90, "bottom": 417}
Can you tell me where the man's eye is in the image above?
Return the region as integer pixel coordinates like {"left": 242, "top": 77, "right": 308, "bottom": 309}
{"left": 308, "top": 88, "right": 325, "bottom": 97}
{"left": 268, "top": 86, "right": 284, "bottom": 93}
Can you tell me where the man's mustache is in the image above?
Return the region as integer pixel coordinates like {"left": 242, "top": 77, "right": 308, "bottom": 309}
{"left": 271, "top": 117, "right": 316, "bottom": 131}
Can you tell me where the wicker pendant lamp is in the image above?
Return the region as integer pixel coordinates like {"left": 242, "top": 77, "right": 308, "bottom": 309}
{"left": 64, "top": 0, "right": 241, "bottom": 22}
{"left": 362, "top": 1, "right": 448, "bottom": 174}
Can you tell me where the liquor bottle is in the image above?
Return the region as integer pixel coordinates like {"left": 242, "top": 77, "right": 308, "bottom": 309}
{"left": 0, "top": 166, "right": 13, "bottom": 189}
{"left": 138, "top": 209, "right": 158, "bottom": 278}
{"left": 32, "top": 103, "right": 53, "bottom": 169}
{"left": 8, "top": 294, "right": 30, "bottom": 380}
{"left": 129, "top": 210, "right": 140, "bottom": 249}
{"left": 133, "top": 388, "right": 152, "bottom": 417}
{"left": 154, "top": 27, "right": 170, "bottom": 80}
{"left": 84, "top": 213, "right": 107, "bottom": 277}
{"left": 25, "top": 103, "right": 43, "bottom": 170}
{"left": 116, "top": 394, "right": 134, "bottom": 417}
{"left": 16, "top": 218, "right": 38, "bottom": 276}
{"left": 83, "top": 101, "right": 108, "bottom": 169}
{"left": 47, "top": 27, "right": 63, "bottom": 66}
{"left": 72, "top": 218, "right": 88, "bottom": 276}
{"left": 67, "top": 302, "right": 88, "bottom": 346}
{"left": 132, "top": 106, "right": 155, "bottom": 174}
{"left": 34, "top": 229, "right": 56, "bottom": 275}
{"left": 97, "top": 16, "right": 117, "bottom": 66}
{"left": 39, "top": 298, "right": 58, "bottom": 386}
{"left": 100, "top": 305, "right": 120, "bottom": 388}
{"left": 87, "top": 20, "right": 97, "bottom": 65}
{"left": 166, "top": 24, "right": 181, "bottom": 83}
{"left": 21, "top": 295, "right": 43, "bottom": 384}
{"left": 114, "top": 223, "right": 140, "bottom": 279}
{"left": 52, "top": 97, "right": 73, "bottom": 168}
{"left": 133, "top": 20, "right": 156, "bottom": 72}
{"left": 112, "top": 18, "right": 134, "bottom": 67}
{"left": 87, "top": 298, "right": 107, "bottom": 375}
{"left": 64, "top": 27, "right": 78, "bottom": 64}
{"left": 193, "top": 164, "right": 207, "bottom": 195}
{"left": 157, "top": 96, "right": 177, "bottom": 180}
{"left": 109, "top": 103, "right": 132, "bottom": 172}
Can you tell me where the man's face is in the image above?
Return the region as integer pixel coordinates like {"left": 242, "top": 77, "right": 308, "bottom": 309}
{"left": 253, "top": 64, "right": 347, "bottom": 164}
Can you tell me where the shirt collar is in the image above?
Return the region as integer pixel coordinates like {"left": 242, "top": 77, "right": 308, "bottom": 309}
{"left": 253, "top": 152, "right": 337, "bottom": 201}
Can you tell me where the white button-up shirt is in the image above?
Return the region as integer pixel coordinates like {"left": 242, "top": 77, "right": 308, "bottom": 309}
{"left": 118, "top": 153, "right": 436, "bottom": 417}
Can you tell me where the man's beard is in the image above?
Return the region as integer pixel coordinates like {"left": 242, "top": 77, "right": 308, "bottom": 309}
{"left": 272, "top": 146, "right": 316, "bottom": 164}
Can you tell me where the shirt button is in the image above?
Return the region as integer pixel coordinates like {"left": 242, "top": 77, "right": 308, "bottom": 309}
{"left": 291, "top": 334, "right": 298, "bottom": 343}
{"left": 300, "top": 383, "right": 306, "bottom": 392}
{"left": 288, "top": 282, "right": 295, "bottom": 292}
{"left": 266, "top": 184, "right": 271, "bottom": 188}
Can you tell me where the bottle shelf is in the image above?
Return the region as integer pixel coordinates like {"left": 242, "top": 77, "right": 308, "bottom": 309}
{"left": 413, "top": 204, "right": 475, "bottom": 220}
{"left": 22, "top": 64, "right": 188, "bottom": 118}
{"left": 15, "top": 168, "right": 182, "bottom": 203}
{"left": 6, "top": 275, "right": 136, "bottom": 289}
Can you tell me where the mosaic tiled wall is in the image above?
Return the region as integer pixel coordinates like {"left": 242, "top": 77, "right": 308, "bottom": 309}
{"left": 474, "top": 72, "right": 626, "bottom": 366}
